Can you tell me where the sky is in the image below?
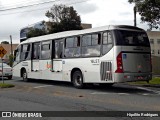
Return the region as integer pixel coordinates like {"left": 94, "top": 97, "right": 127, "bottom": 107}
{"left": 0, "top": 0, "right": 149, "bottom": 43}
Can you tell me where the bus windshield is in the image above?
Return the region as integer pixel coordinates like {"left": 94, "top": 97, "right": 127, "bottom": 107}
{"left": 115, "top": 30, "right": 150, "bottom": 47}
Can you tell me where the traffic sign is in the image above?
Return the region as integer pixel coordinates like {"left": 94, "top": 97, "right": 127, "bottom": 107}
{"left": 0, "top": 46, "right": 7, "bottom": 58}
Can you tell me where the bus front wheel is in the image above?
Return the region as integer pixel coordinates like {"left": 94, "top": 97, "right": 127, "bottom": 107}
{"left": 72, "top": 71, "right": 84, "bottom": 89}
{"left": 22, "top": 69, "right": 28, "bottom": 82}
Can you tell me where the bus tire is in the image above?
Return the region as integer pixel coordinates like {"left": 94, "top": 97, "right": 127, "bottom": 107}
{"left": 22, "top": 69, "right": 28, "bottom": 82}
{"left": 72, "top": 71, "right": 84, "bottom": 89}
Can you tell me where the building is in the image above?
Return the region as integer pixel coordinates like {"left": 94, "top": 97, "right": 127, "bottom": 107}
{"left": 0, "top": 44, "right": 19, "bottom": 63}
{"left": 147, "top": 31, "right": 160, "bottom": 57}
{"left": 147, "top": 31, "right": 160, "bottom": 75}
{"left": 81, "top": 23, "right": 92, "bottom": 29}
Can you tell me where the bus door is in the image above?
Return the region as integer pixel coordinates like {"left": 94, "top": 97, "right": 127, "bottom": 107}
{"left": 39, "top": 41, "right": 52, "bottom": 79}
{"left": 52, "top": 39, "right": 64, "bottom": 80}
{"left": 31, "top": 42, "right": 40, "bottom": 78}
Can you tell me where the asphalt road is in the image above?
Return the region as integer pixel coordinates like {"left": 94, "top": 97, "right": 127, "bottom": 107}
{"left": 0, "top": 77, "right": 160, "bottom": 120}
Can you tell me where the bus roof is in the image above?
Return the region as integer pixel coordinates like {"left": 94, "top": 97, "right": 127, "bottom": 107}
{"left": 21, "top": 25, "right": 145, "bottom": 44}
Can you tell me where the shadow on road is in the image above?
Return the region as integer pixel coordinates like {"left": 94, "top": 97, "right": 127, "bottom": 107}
{"left": 91, "top": 84, "right": 156, "bottom": 94}
{"left": 13, "top": 78, "right": 159, "bottom": 95}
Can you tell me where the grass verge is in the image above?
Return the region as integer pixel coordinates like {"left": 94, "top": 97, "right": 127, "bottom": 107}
{"left": 128, "top": 77, "right": 160, "bottom": 85}
{"left": 0, "top": 83, "right": 15, "bottom": 88}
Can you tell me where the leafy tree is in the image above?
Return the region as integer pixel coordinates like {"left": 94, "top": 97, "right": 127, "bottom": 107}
{"left": 27, "top": 28, "right": 46, "bottom": 38}
{"left": 129, "top": 0, "right": 160, "bottom": 30}
{"left": 1, "top": 41, "right": 9, "bottom": 44}
{"left": 45, "top": 4, "right": 82, "bottom": 33}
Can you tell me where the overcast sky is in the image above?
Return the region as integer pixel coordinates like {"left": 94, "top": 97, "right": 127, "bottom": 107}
{"left": 0, "top": 0, "right": 149, "bottom": 43}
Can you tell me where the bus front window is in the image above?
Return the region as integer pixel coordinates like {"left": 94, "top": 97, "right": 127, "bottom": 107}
{"left": 13, "top": 47, "right": 20, "bottom": 66}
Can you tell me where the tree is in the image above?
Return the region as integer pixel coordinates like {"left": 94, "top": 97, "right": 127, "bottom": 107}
{"left": 1, "top": 41, "right": 9, "bottom": 44}
{"left": 27, "top": 28, "right": 46, "bottom": 38}
{"left": 45, "top": 4, "right": 82, "bottom": 33}
{"left": 128, "top": 0, "right": 160, "bottom": 30}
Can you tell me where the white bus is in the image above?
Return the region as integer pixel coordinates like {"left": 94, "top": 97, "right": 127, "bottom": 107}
{"left": 13, "top": 25, "right": 152, "bottom": 88}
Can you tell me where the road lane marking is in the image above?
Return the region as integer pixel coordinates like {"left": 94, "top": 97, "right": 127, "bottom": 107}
{"left": 91, "top": 92, "right": 110, "bottom": 95}
{"left": 118, "top": 93, "right": 129, "bottom": 95}
{"left": 142, "top": 93, "right": 150, "bottom": 96}
{"left": 91, "top": 92, "right": 129, "bottom": 95}
{"left": 33, "top": 85, "right": 53, "bottom": 89}
{"left": 136, "top": 86, "right": 160, "bottom": 95}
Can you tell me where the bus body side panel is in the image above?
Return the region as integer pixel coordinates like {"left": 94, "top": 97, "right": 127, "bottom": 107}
{"left": 22, "top": 61, "right": 32, "bottom": 78}
{"left": 28, "top": 61, "right": 41, "bottom": 79}
{"left": 62, "top": 48, "right": 115, "bottom": 84}
{"left": 13, "top": 61, "right": 32, "bottom": 78}
{"left": 39, "top": 59, "right": 63, "bottom": 81}
{"left": 62, "top": 58, "right": 101, "bottom": 83}
{"left": 99, "top": 48, "right": 114, "bottom": 83}
{"left": 13, "top": 63, "right": 22, "bottom": 77}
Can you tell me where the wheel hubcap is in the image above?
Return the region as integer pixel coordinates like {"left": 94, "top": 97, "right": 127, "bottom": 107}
{"left": 75, "top": 75, "right": 81, "bottom": 85}
{"left": 23, "top": 72, "right": 27, "bottom": 80}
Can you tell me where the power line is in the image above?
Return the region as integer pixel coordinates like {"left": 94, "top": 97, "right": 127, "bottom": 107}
{"left": 0, "top": 0, "right": 59, "bottom": 11}
{"left": 0, "top": 0, "right": 90, "bottom": 11}
{"left": 0, "top": 0, "right": 90, "bottom": 16}
{"left": 0, "top": 0, "right": 44, "bottom": 8}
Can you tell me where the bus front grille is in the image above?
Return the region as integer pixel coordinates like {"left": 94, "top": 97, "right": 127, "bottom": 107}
{"left": 100, "top": 62, "right": 112, "bottom": 81}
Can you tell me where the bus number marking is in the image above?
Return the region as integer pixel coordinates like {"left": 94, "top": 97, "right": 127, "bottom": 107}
{"left": 22, "top": 62, "right": 28, "bottom": 66}
{"left": 91, "top": 59, "right": 100, "bottom": 65}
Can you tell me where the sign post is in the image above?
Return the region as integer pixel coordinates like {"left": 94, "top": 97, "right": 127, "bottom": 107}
{"left": 2, "top": 60, "right": 3, "bottom": 83}
{"left": 0, "top": 46, "right": 7, "bottom": 84}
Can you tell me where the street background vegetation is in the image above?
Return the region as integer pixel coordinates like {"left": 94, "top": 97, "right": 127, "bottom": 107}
{"left": 0, "top": 83, "right": 14, "bottom": 88}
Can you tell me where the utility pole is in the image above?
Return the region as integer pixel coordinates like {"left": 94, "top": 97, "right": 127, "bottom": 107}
{"left": 134, "top": 6, "right": 137, "bottom": 27}
{"left": 10, "top": 35, "right": 13, "bottom": 67}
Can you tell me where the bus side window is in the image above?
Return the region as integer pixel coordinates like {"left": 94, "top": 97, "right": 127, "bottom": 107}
{"left": 92, "top": 34, "right": 101, "bottom": 45}
{"left": 41, "top": 41, "right": 51, "bottom": 59}
{"left": 64, "top": 36, "right": 81, "bottom": 58}
{"left": 108, "top": 32, "right": 112, "bottom": 44}
{"left": 21, "top": 44, "right": 31, "bottom": 61}
{"left": 14, "top": 49, "right": 17, "bottom": 61}
{"left": 33, "top": 43, "right": 40, "bottom": 59}
{"left": 59, "top": 41, "right": 63, "bottom": 58}
{"left": 55, "top": 40, "right": 64, "bottom": 59}
{"left": 14, "top": 46, "right": 21, "bottom": 63}
{"left": 102, "top": 31, "right": 113, "bottom": 55}
{"left": 82, "top": 33, "right": 101, "bottom": 57}
{"left": 77, "top": 36, "right": 80, "bottom": 47}
{"left": 75, "top": 36, "right": 81, "bottom": 57}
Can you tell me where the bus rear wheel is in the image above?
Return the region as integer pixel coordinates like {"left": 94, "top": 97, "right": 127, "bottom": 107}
{"left": 72, "top": 71, "right": 84, "bottom": 89}
{"left": 22, "top": 69, "right": 28, "bottom": 82}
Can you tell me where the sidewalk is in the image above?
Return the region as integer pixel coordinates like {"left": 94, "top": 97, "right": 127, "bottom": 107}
{"left": 153, "top": 75, "right": 160, "bottom": 77}
{"left": 125, "top": 83, "right": 160, "bottom": 88}
{"left": 124, "top": 77, "right": 160, "bottom": 91}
